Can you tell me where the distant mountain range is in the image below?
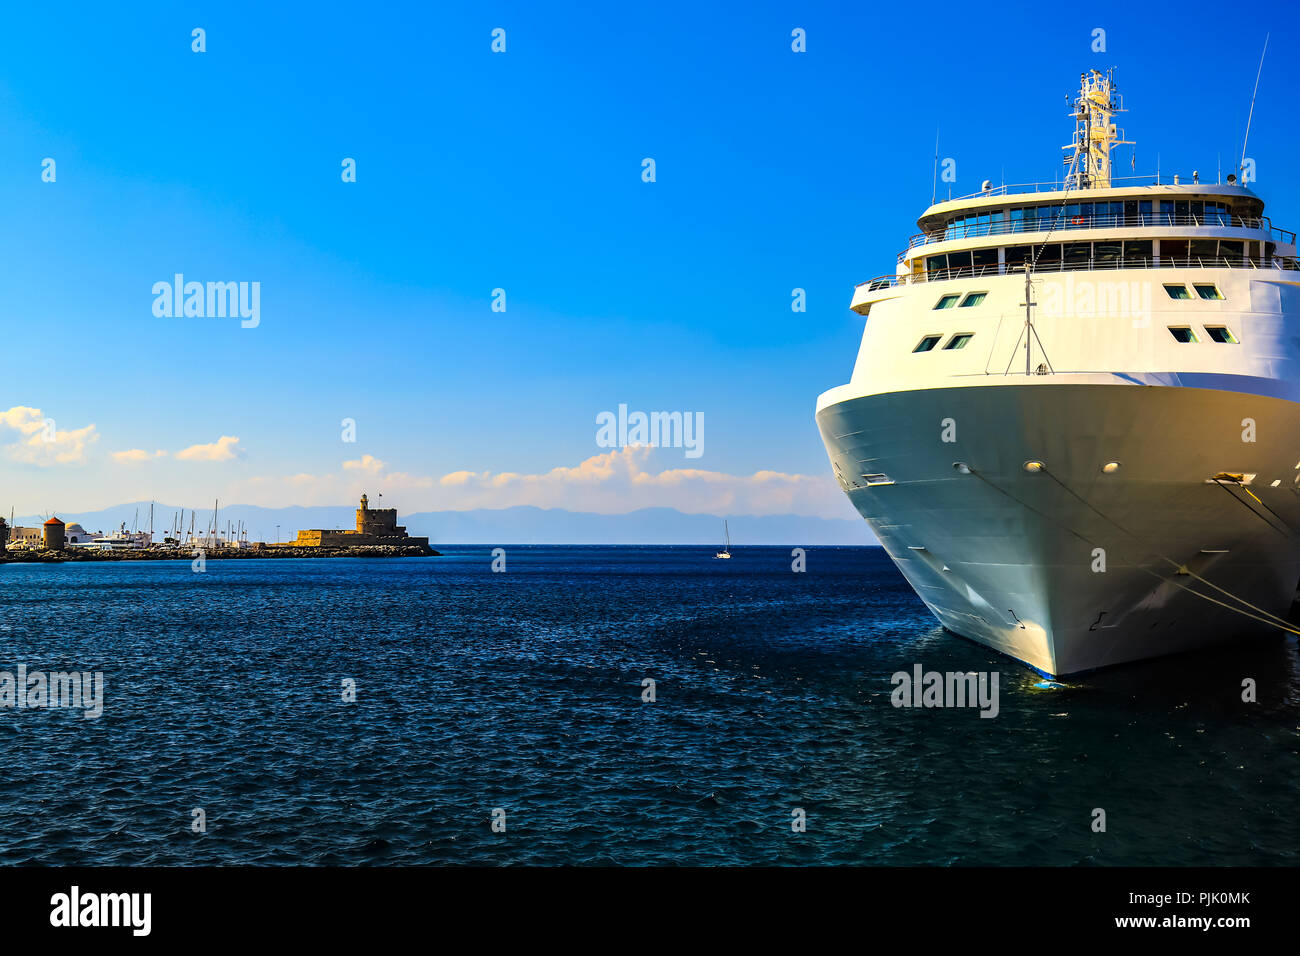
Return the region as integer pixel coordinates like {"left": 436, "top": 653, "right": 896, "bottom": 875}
{"left": 13, "top": 503, "right": 877, "bottom": 546}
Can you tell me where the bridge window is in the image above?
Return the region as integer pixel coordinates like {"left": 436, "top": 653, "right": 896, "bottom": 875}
{"left": 934, "top": 294, "right": 960, "bottom": 309}
{"left": 959, "top": 292, "right": 987, "bottom": 307}
{"left": 1124, "top": 240, "right": 1152, "bottom": 266}
{"left": 1219, "top": 240, "right": 1244, "bottom": 264}
{"left": 1194, "top": 284, "right": 1224, "bottom": 300}
{"left": 1004, "top": 245, "right": 1030, "bottom": 270}
{"left": 1204, "top": 326, "right": 1238, "bottom": 343}
{"left": 1063, "top": 242, "right": 1090, "bottom": 268}
{"left": 914, "top": 334, "right": 942, "bottom": 352}
{"left": 1164, "top": 284, "right": 1192, "bottom": 300}
{"left": 1162, "top": 239, "right": 1188, "bottom": 262}
{"left": 1094, "top": 241, "right": 1122, "bottom": 266}
{"left": 943, "top": 333, "right": 974, "bottom": 350}
{"left": 1168, "top": 327, "right": 1197, "bottom": 343}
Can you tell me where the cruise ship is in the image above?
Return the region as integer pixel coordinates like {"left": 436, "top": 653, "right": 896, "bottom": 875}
{"left": 816, "top": 69, "right": 1300, "bottom": 677}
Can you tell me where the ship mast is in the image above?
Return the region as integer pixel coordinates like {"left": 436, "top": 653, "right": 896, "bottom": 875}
{"left": 1022, "top": 266, "right": 1035, "bottom": 375}
{"left": 1065, "top": 68, "right": 1132, "bottom": 189}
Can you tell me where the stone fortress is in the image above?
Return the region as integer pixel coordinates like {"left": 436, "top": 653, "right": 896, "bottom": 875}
{"left": 281, "top": 494, "right": 431, "bottom": 549}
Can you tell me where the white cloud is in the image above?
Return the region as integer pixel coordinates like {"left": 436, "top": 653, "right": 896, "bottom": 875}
{"left": 342, "top": 454, "right": 385, "bottom": 474}
{"left": 224, "top": 445, "right": 846, "bottom": 517}
{"left": 0, "top": 406, "right": 99, "bottom": 467}
{"left": 111, "top": 448, "right": 168, "bottom": 464}
{"left": 175, "top": 436, "right": 242, "bottom": 462}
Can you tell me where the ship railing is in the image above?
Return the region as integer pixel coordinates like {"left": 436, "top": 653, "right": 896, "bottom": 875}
{"left": 901, "top": 215, "right": 1293, "bottom": 252}
{"left": 946, "top": 174, "right": 1239, "bottom": 202}
{"left": 856, "top": 255, "right": 1300, "bottom": 290}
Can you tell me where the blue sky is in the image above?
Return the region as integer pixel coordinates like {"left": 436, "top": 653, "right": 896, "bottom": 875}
{"left": 2, "top": 0, "right": 1297, "bottom": 521}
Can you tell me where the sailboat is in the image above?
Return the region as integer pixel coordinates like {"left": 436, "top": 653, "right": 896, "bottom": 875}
{"left": 714, "top": 520, "right": 731, "bottom": 559}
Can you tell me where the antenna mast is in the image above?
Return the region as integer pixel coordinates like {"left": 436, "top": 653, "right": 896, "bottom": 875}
{"left": 1065, "top": 68, "right": 1132, "bottom": 189}
{"left": 931, "top": 128, "right": 940, "bottom": 205}
{"left": 1240, "top": 33, "right": 1269, "bottom": 176}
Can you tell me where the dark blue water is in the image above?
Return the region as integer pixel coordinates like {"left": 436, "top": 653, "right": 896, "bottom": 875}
{"left": 0, "top": 546, "right": 1295, "bottom": 865}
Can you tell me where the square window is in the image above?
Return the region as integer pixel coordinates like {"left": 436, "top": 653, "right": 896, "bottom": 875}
{"left": 959, "top": 292, "right": 987, "bottom": 307}
{"left": 1194, "top": 284, "right": 1224, "bottom": 300}
{"left": 1063, "top": 242, "right": 1091, "bottom": 268}
{"left": 1162, "top": 239, "right": 1188, "bottom": 262}
{"left": 1094, "top": 241, "right": 1122, "bottom": 265}
{"left": 944, "top": 333, "right": 974, "bottom": 350}
{"left": 1205, "top": 326, "right": 1238, "bottom": 343}
{"left": 1168, "top": 327, "right": 1197, "bottom": 343}
{"left": 934, "top": 294, "right": 960, "bottom": 309}
{"left": 913, "top": 335, "right": 942, "bottom": 352}
{"left": 1123, "top": 240, "right": 1152, "bottom": 265}
{"left": 1164, "top": 284, "right": 1192, "bottom": 300}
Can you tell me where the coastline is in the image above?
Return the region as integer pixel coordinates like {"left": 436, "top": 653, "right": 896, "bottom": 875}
{"left": 0, "top": 544, "right": 439, "bottom": 562}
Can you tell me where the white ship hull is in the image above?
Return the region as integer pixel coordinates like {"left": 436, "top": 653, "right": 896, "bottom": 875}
{"left": 817, "top": 381, "right": 1300, "bottom": 677}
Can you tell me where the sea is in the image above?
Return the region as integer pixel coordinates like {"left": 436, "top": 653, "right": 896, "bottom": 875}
{"left": 0, "top": 545, "right": 1295, "bottom": 866}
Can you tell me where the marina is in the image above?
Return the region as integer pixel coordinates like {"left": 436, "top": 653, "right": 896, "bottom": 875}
{"left": 0, "top": 494, "right": 439, "bottom": 561}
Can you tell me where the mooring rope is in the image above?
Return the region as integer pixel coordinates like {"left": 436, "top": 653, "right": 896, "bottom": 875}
{"left": 962, "top": 465, "right": 1300, "bottom": 637}
{"left": 1038, "top": 468, "right": 1300, "bottom": 628}
{"left": 1212, "top": 478, "right": 1299, "bottom": 538}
